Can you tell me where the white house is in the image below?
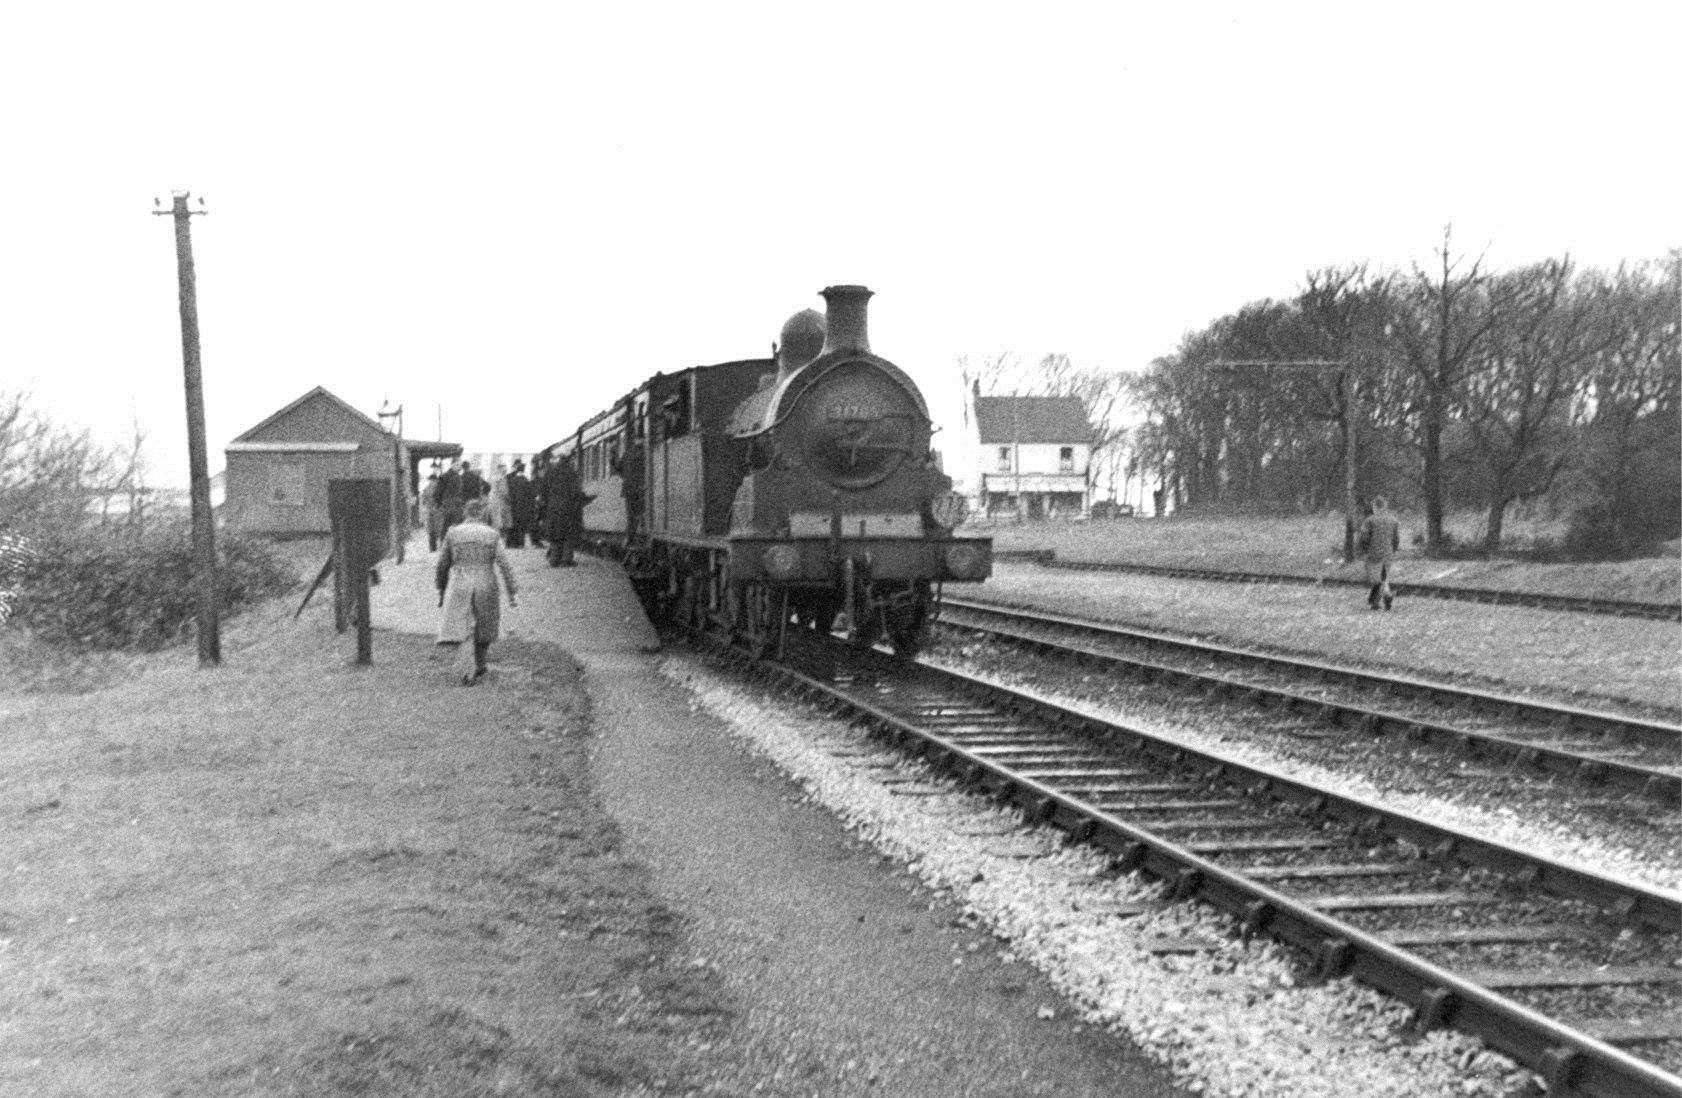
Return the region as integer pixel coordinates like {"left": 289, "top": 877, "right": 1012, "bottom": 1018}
{"left": 971, "top": 391, "right": 1093, "bottom": 519}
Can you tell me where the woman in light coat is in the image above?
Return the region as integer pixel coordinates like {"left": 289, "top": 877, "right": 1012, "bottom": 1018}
{"left": 436, "top": 499, "right": 518, "bottom": 684}
{"left": 487, "top": 462, "right": 513, "bottom": 538}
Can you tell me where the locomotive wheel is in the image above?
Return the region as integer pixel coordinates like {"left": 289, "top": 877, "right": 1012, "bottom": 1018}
{"left": 886, "top": 582, "right": 931, "bottom": 657}
{"left": 794, "top": 593, "right": 841, "bottom": 634}
{"left": 847, "top": 610, "right": 883, "bottom": 650}
{"left": 735, "top": 582, "right": 788, "bottom": 660}
{"left": 888, "top": 622, "right": 926, "bottom": 658}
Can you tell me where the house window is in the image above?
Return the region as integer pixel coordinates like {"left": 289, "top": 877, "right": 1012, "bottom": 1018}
{"left": 1059, "top": 446, "right": 1075, "bottom": 473}
{"left": 268, "top": 462, "right": 306, "bottom": 506}
{"left": 996, "top": 446, "right": 1012, "bottom": 472}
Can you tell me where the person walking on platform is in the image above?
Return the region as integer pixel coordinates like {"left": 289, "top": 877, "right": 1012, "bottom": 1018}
{"left": 542, "top": 455, "right": 591, "bottom": 567}
{"left": 435, "top": 498, "right": 518, "bottom": 685}
{"left": 420, "top": 466, "right": 445, "bottom": 552}
{"left": 618, "top": 440, "right": 645, "bottom": 541}
{"left": 528, "top": 453, "right": 549, "bottom": 549}
{"left": 436, "top": 459, "right": 467, "bottom": 536}
{"left": 460, "top": 460, "right": 488, "bottom": 504}
{"left": 1358, "top": 497, "right": 1401, "bottom": 611}
{"left": 506, "top": 459, "right": 536, "bottom": 549}
{"left": 487, "top": 462, "right": 512, "bottom": 543}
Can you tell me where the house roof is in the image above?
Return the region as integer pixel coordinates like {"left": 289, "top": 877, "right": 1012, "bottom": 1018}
{"left": 230, "top": 385, "right": 392, "bottom": 444}
{"left": 974, "top": 395, "right": 1091, "bottom": 444}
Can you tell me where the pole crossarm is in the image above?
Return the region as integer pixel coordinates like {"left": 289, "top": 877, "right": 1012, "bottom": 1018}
{"left": 1206, "top": 359, "right": 1348, "bottom": 369}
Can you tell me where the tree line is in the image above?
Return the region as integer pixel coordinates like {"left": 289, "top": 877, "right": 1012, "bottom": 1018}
{"left": 1125, "top": 233, "right": 1679, "bottom": 555}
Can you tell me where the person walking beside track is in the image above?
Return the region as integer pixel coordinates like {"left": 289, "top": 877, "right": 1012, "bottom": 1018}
{"left": 1358, "top": 497, "right": 1401, "bottom": 611}
{"left": 435, "top": 498, "right": 518, "bottom": 684}
{"left": 506, "top": 459, "right": 536, "bottom": 549}
{"left": 542, "top": 455, "right": 592, "bottom": 567}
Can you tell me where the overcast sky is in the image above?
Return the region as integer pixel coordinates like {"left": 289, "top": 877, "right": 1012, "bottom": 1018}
{"left": 2, "top": 2, "right": 1676, "bottom": 489}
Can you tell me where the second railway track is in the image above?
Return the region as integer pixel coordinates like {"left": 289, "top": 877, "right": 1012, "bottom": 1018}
{"left": 989, "top": 554, "right": 1682, "bottom": 622}
{"left": 937, "top": 596, "right": 1682, "bottom": 809}
{"left": 693, "top": 628, "right": 1682, "bottom": 1096}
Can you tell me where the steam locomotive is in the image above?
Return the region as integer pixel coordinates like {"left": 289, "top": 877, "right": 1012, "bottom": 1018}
{"left": 543, "top": 284, "right": 991, "bottom": 657}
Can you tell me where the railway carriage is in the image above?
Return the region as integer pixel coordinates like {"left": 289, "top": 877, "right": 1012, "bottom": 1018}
{"left": 545, "top": 285, "right": 991, "bottom": 656}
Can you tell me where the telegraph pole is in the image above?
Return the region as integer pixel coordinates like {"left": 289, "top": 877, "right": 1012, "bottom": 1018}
{"left": 154, "top": 192, "right": 220, "bottom": 666}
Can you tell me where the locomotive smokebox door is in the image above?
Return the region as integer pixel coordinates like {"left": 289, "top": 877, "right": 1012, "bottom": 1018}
{"left": 328, "top": 478, "right": 392, "bottom": 570}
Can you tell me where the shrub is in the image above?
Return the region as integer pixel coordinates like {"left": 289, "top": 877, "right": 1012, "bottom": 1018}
{"left": 11, "top": 518, "right": 296, "bottom": 650}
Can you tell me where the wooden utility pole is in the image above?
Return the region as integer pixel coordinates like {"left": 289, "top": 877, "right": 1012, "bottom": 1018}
{"left": 1210, "top": 359, "right": 1360, "bottom": 563}
{"left": 154, "top": 192, "right": 221, "bottom": 666}
{"left": 379, "top": 401, "right": 406, "bottom": 564}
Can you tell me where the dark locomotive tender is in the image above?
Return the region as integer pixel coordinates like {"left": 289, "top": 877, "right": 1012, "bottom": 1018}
{"left": 545, "top": 284, "right": 991, "bottom": 657}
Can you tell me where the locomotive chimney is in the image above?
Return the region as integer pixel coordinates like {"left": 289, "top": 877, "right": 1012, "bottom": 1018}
{"left": 820, "top": 284, "right": 873, "bottom": 355}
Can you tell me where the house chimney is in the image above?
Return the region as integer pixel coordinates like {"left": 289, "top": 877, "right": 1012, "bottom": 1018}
{"left": 820, "top": 284, "right": 872, "bottom": 355}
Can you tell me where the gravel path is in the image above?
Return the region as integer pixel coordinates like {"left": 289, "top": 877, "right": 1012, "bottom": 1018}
{"left": 372, "top": 543, "right": 1185, "bottom": 1096}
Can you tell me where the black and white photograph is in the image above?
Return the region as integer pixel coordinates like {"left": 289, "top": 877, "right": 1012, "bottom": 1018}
{"left": 1, "top": 3, "right": 1677, "bottom": 1095}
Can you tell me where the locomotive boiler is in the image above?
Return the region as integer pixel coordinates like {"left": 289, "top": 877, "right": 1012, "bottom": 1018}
{"left": 545, "top": 284, "right": 991, "bottom": 657}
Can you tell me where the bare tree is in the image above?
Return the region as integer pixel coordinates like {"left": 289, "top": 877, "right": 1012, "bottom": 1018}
{"left": 0, "top": 391, "right": 115, "bottom": 534}
{"left": 1461, "top": 258, "right": 1606, "bottom": 549}
{"left": 1572, "top": 257, "right": 1682, "bottom": 549}
{"left": 1386, "top": 226, "right": 1519, "bottom": 551}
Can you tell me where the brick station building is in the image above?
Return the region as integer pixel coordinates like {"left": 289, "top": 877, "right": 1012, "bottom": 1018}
{"left": 223, "top": 386, "right": 459, "bottom": 536}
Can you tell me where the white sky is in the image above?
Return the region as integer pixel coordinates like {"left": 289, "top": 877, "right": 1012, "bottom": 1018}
{"left": 2, "top": 2, "right": 1677, "bottom": 489}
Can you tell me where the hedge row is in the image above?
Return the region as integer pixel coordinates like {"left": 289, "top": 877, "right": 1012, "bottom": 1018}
{"left": 10, "top": 519, "right": 296, "bottom": 650}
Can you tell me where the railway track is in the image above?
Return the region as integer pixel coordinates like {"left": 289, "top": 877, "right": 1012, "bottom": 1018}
{"left": 936, "top": 596, "right": 1682, "bottom": 809}
{"left": 696, "top": 628, "right": 1682, "bottom": 1098}
{"left": 989, "top": 551, "right": 1682, "bottom": 621}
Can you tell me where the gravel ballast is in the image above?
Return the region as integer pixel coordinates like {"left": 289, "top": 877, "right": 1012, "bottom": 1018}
{"left": 928, "top": 640, "right": 1682, "bottom": 897}
{"left": 663, "top": 657, "right": 1540, "bottom": 1097}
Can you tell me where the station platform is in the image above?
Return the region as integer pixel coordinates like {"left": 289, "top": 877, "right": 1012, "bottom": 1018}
{"left": 369, "top": 534, "right": 659, "bottom": 656}
{"left": 366, "top": 531, "right": 1181, "bottom": 1095}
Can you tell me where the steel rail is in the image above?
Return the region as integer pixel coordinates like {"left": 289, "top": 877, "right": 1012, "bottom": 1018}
{"left": 695, "top": 634, "right": 1682, "bottom": 1097}
{"left": 938, "top": 596, "right": 1681, "bottom": 805}
{"left": 990, "top": 552, "right": 1682, "bottom": 621}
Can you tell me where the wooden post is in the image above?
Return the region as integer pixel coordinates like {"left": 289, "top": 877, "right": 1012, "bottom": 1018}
{"left": 154, "top": 192, "right": 220, "bottom": 666}
{"left": 332, "top": 530, "right": 348, "bottom": 633}
{"left": 352, "top": 565, "right": 372, "bottom": 665}
{"left": 1342, "top": 365, "right": 1359, "bottom": 564}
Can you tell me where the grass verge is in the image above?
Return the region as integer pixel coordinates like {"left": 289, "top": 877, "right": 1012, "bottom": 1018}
{"left": 0, "top": 608, "right": 730, "bottom": 1095}
{"left": 969, "top": 512, "right": 1680, "bottom": 605}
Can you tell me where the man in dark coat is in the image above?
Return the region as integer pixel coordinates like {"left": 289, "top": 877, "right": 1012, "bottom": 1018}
{"left": 1357, "top": 497, "right": 1401, "bottom": 611}
{"left": 619, "top": 440, "right": 646, "bottom": 541}
{"left": 460, "top": 460, "right": 489, "bottom": 504}
{"left": 542, "top": 456, "right": 591, "bottom": 567}
{"left": 436, "top": 460, "right": 467, "bottom": 536}
{"left": 528, "top": 453, "right": 549, "bottom": 548}
{"left": 505, "top": 459, "right": 536, "bottom": 549}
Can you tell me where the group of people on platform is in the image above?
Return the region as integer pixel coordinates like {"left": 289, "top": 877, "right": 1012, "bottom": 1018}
{"left": 425, "top": 453, "right": 594, "bottom": 686}
{"left": 419, "top": 455, "right": 593, "bottom": 567}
